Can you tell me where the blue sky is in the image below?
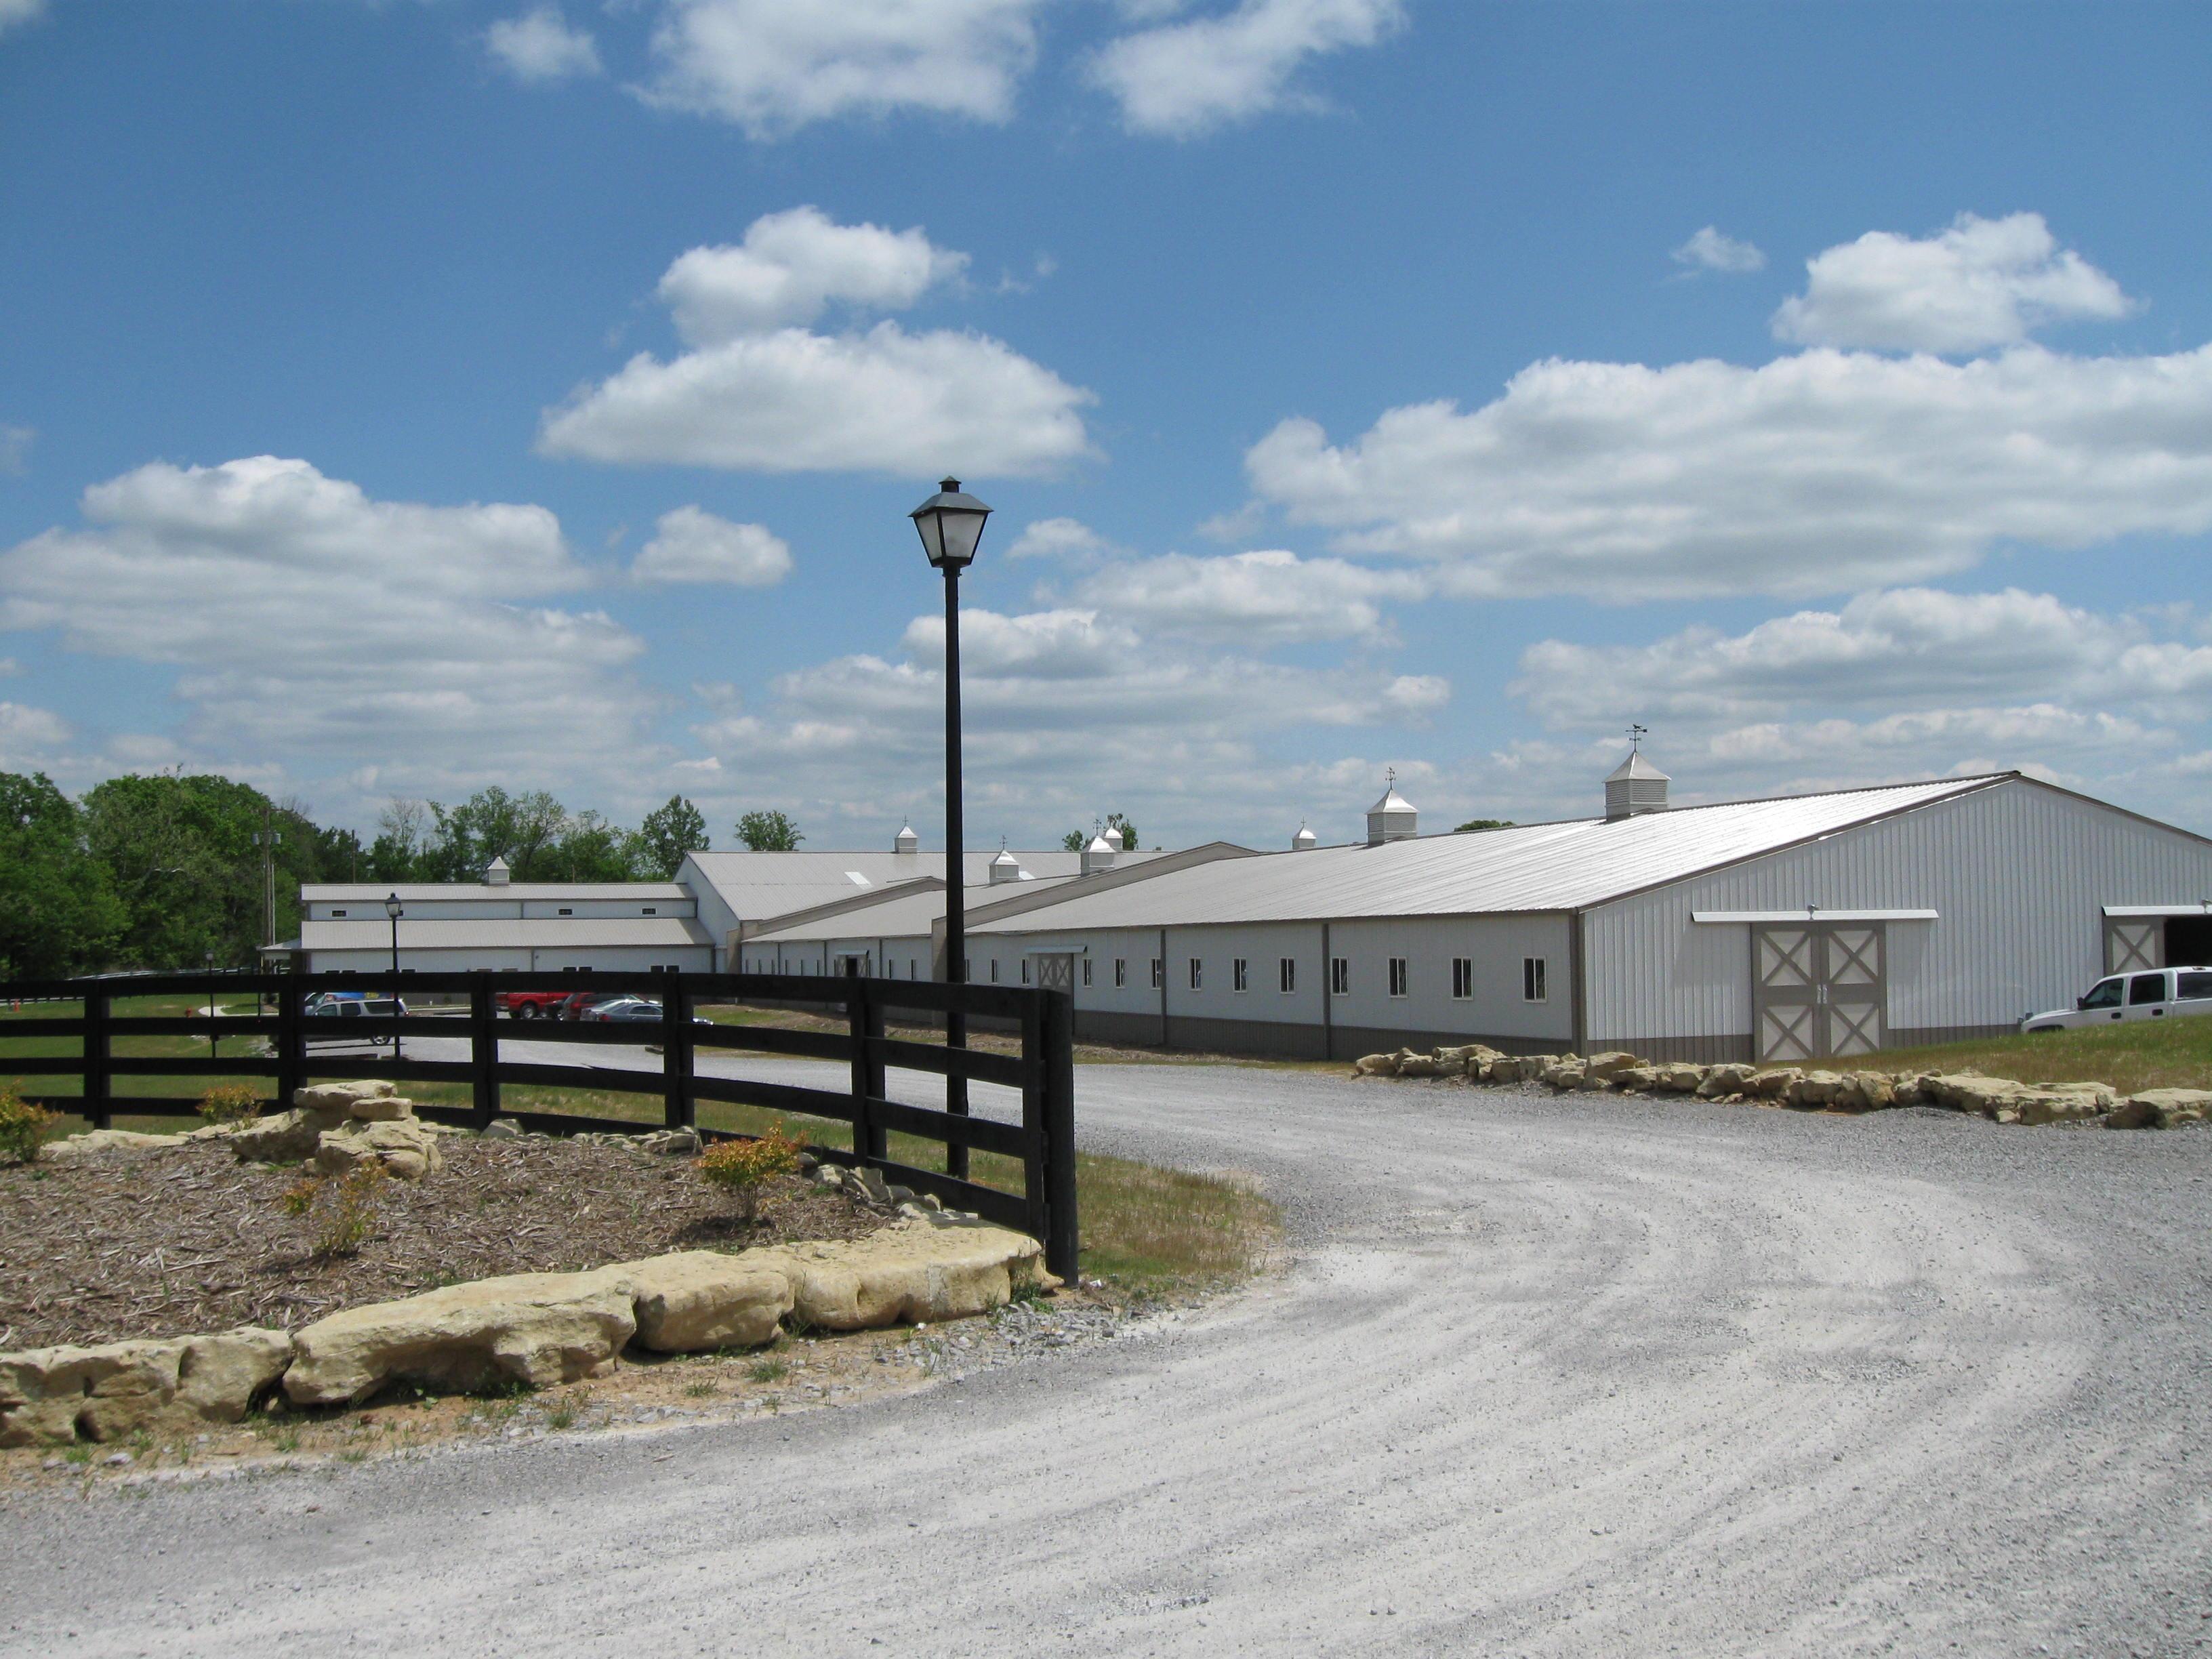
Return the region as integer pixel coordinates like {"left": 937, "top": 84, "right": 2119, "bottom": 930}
{"left": 3, "top": 0, "right": 2209, "bottom": 851}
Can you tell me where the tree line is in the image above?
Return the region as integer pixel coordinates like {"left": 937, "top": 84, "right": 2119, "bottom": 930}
{"left": 0, "top": 771, "right": 807, "bottom": 977}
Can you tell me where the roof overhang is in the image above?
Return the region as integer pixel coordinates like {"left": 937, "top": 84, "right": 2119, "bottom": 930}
{"left": 2102, "top": 902, "right": 2212, "bottom": 918}
{"left": 1692, "top": 909, "right": 1939, "bottom": 924}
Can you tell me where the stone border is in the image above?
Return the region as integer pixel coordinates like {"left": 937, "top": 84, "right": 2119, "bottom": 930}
{"left": 1, "top": 1217, "right": 1056, "bottom": 1448}
{"left": 1353, "top": 1044, "right": 2210, "bottom": 1130}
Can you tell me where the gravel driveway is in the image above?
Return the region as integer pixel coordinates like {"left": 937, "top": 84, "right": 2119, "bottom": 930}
{"left": 5, "top": 1062, "right": 2210, "bottom": 1657}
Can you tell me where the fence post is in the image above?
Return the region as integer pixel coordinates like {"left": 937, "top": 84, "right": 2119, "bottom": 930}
{"left": 1019, "top": 994, "right": 1048, "bottom": 1250}
{"left": 274, "top": 978, "right": 302, "bottom": 1109}
{"left": 1040, "top": 987, "right": 1079, "bottom": 1285}
{"left": 662, "top": 978, "right": 694, "bottom": 1132}
{"left": 83, "top": 982, "right": 111, "bottom": 1130}
{"left": 470, "top": 975, "right": 499, "bottom": 1130}
{"left": 848, "top": 981, "right": 884, "bottom": 1166}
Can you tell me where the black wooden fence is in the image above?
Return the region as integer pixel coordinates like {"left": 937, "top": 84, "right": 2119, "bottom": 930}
{"left": 1, "top": 970, "right": 1079, "bottom": 1281}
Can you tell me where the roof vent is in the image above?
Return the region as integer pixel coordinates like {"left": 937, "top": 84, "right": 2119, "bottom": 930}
{"left": 1292, "top": 823, "right": 1317, "bottom": 851}
{"left": 484, "top": 855, "right": 510, "bottom": 887}
{"left": 989, "top": 842, "right": 1022, "bottom": 886}
{"left": 1081, "top": 827, "right": 1116, "bottom": 877}
{"left": 1605, "top": 735, "right": 1670, "bottom": 821}
{"left": 894, "top": 821, "right": 919, "bottom": 855}
{"left": 1366, "top": 771, "right": 1418, "bottom": 847}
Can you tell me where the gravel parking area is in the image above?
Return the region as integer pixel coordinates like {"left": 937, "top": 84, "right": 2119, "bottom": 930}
{"left": 4, "top": 1063, "right": 2209, "bottom": 1658}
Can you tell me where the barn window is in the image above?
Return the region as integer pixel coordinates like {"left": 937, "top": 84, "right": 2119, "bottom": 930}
{"left": 1020, "top": 959, "right": 1030, "bottom": 985}
{"left": 558, "top": 907, "right": 573, "bottom": 916}
{"left": 1523, "top": 958, "right": 1548, "bottom": 1002}
{"left": 1233, "top": 958, "right": 1249, "bottom": 992}
{"left": 642, "top": 907, "right": 657, "bottom": 916}
{"left": 1330, "top": 958, "right": 1349, "bottom": 996}
{"left": 989, "top": 960, "right": 999, "bottom": 983}
{"left": 1151, "top": 958, "right": 1163, "bottom": 989}
{"left": 1188, "top": 958, "right": 1202, "bottom": 991}
{"left": 329, "top": 909, "right": 348, "bottom": 918}
{"left": 1279, "top": 958, "right": 1296, "bottom": 994}
{"left": 1387, "top": 958, "right": 1408, "bottom": 998}
{"left": 1115, "top": 958, "right": 1127, "bottom": 988}
{"left": 1452, "top": 957, "right": 1473, "bottom": 1000}
{"left": 1082, "top": 958, "right": 1093, "bottom": 988}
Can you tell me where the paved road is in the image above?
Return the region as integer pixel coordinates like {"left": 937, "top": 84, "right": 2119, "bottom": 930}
{"left": 7, "top": 1065, "right": 2211, "bottom": 1656}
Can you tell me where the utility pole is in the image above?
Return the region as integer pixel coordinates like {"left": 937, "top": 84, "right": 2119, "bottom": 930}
{"left": 254, "top": 803, "right": 281, "bottom": 953}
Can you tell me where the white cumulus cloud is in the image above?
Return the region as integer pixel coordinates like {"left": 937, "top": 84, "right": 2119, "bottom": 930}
{"left": 0, "top": 0, "right": 45, "bottom": 38}
{"left": 486, "top": 5, "right": 603, "bottom": 83}
{"left": 1672, "top": 226, "right": 1764, "bottom": 274}
{"left": 0, "top": 457, "right": 663, "bottom": 800}
{"left": 1244, "top": 341, "right": 2212, "bottom": 600}
{"left": 541, "top": 209, "right": 1093, "bottom": 478}
{"left": 1075, "top": 548, "right": 1423, "bottom": 644}
{"left": 657, "top": 206, "right": 967, "bottom": 340}
{"left": 632, "top": 506, "right": 792, "bottom": 587}
{"left": 1006, "top": 516, "right": 1112, "bottom": 561}
{"left": 1773, "top": 212, "right": 2136, "bottom": 354}
{"left": 1090, "top": 0, "right": 1404, "bottom": 137}
{"left": 642, "top": 0, "right": 1048, "bottom": 138}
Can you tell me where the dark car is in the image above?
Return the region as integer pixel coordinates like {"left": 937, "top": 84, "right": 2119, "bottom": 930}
{"left": 304, "top": 995, "right": 406, "bottom": 1045}
{"left": 579, "top": 996, "right": 663, "bottom": 1023}
{"left": 556, "top": 990, "right": 632, "bottom": 1021}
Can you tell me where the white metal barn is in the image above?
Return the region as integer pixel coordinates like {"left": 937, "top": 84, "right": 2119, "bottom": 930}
{"left": 934, "top": 766, "right": 2212, "bottom": 1064}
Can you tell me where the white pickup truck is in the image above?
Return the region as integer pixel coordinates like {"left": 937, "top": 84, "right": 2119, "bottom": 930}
{"left": 2021, "top": 966, "right": 2212, "bottom": 1032}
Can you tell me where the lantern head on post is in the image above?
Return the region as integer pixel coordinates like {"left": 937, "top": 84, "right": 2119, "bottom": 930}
{"left": 909, "top": 478, "right": 991, "bottom": 571}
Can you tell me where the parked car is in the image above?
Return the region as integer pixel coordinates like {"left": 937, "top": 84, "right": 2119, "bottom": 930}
{"left": 579, "top": 996, "right": 664, "bottom": 1023}
{"left": 304, "top": 995, "right": 406, "bottom": 1044}
{"left": 557, "top": 989, "right": 634, "bottom": 1022}
{"left": 497, "top": 989, "right": 574, "bottom": 1019}
{"left": 2020, "top": 966, "right": 2212, "bottom": 1032}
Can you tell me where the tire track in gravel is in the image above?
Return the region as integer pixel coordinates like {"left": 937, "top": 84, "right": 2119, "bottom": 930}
{"left": 3, "top": 1064, "right": 2207, "bottom": 1658}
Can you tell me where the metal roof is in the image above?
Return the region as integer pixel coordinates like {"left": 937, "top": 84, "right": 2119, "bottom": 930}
{"left": 680, "top": 846, "right": 1174, "bottom": 924}
{"left": 747, "top": 878, "right": 1079, "bottom": 945}
{"left": 303, "top": 882, "right": 691, "bottom": 901}
{"left": 300, "top": 917, "right": 714, "bottom": 950}
{"left": 970, "top": 775, "right": 2013, "bottom": 932}
{"left": 1606, "top": 751, "right": 1670, "bottom": 783}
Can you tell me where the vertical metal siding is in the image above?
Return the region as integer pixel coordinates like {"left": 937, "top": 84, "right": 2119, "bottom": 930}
{"left": 1585, "top": 779, "right": 2212, "bottom": 1044}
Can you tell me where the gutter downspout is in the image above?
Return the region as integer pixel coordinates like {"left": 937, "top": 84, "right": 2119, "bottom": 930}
{"left": 1159, "top": 926, "right": 1170, "bottom": 1050}
{"left": 1322, "top": 920, "right": 1334, "bottom": 1063}
{"left": 1569, "top": 909, "right": 1588, "bottom": 1055}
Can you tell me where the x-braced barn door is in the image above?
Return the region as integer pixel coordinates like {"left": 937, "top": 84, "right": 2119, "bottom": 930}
{"left": 1754, "top": 924, "right": 1888, "bottom": 1063}
{"left": 2104, "top": 918, "right": 2162, "bottom": 975}
{"left": 1032, "top": 954, "right": 1075, "bottom": 994}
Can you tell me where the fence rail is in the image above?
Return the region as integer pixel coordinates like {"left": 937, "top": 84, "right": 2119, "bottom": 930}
{"left": 0, "top": 970, "right": 1078, "bottom": 1280}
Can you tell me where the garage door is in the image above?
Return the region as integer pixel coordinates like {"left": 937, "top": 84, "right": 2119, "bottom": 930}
{"left": 1754, "top": 924, "right": 1888, "bottom": 1063}
{"left": 1032, "top": 953, "right": 1075, "bottom": 994}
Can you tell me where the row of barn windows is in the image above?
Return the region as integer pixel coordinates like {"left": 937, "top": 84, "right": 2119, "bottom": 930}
{"left": 739, "top": 952, "right": 1549, "bottom": 1003}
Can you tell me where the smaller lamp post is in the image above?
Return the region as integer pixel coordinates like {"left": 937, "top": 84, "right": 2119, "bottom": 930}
{"left": 204, "top": 948, "right": 218, "bottom": 1062}
{"left": 909, "top": 478, "right": 991, "bottom": 1178}
{"left": 384, "top": 893, "right": 404, "bottom": 1061}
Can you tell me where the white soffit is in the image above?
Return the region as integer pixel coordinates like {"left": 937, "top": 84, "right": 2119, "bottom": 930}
{"left": 1692, "top": 909, "right": 1939, "bottom": 924}
{"left": 2102, "top": 902, "right": 2212, "bottom": 917}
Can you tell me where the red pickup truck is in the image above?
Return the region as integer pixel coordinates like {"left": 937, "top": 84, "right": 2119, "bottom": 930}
{"left": 496, "top": 989, "right": 575, "bottom": 1019}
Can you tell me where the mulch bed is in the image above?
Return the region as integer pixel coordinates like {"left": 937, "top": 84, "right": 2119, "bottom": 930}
{"left": 0, "top": 1136, "right": 884, "bottom": 1353}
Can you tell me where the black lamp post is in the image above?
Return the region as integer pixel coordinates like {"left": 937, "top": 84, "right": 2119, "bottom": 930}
{"left": 909, "top": 477, "right": 991, "bottom": 1177}
{"left": 384, "top": 892, "right": 404, "bottom": 1061}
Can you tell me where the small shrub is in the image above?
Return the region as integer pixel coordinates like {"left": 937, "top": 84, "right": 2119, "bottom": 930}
{"left": 747, "top": 1355, "right": 790, "bottom": 1385}
{"left": 0, "top": 1086, "right": 58, "bottom": 1166}
{"left": 276, "top": 1163, "right": 389, "bottom": 1258}
{"left": 695, "top": 1124, "right": 805, "bottom": 1223}
{"left": 197, "top": 1082, "right": 262, "bottom": 1127}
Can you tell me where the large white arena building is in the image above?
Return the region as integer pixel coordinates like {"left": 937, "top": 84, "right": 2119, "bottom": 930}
{"left": 297, "top": 755, "right": 2212, "bottom": 1066}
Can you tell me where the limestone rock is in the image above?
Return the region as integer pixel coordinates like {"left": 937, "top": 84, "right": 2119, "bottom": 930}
{"left": 1833, "top": 1071, "right": 1897, "bottom": 1113}
{"left": 1395, "top": 1053, "right": 1454, "bottom": 1079}
{"left": 284, "top": 1269, "right": 638, "bottom": 1405}
{"left": 1540, "top": 1058, "right": 1587, "bottom": 1090}
{"left": 480, "top": 1120, "right": 522, "bottom": 1140}
{"left": 43, "top": 1129, "right": 180, "bottom": 1164}
{"left": 1697, "top": 1063, "right": 1759, "bottom": 1099}
{"left": 638, "top": 1128, "right": 701, "bottom": 1156}
{"left": 1583, "top": 1052, "right": 1641, "bottom": 1082}
{"left": 614, "top": 1252, "right": 794, "bottom": 1352}
{"left": 748, "top": 1221, "right": 1056, "bottom": 1332}
{"left": 1352, "top": 1052, "right": 1399, "bottom": 1078}
{"left": 315, "top": 1118, "right": 443, "bottom": 1182}
{"left": 2011, "top": 1082, "right": 2116, "bottom": 1126}
{"left": 176, "top": 1328, "right": 293, "bottom": 1423}
{"left": 1745, "top": 1067, "right": 1801, "bottom": 1100}
{"left": 2106, "top": 1088, "right": 2212, "bottom": 1130}
{"left": 1786, "top": 1070, "right": 1848, "bottom": 1109}
{"left": 232, "top": 1107, "right": 346, "bottom": 1163}
{"left": 1656, "top": 1062, "right": 1708, "bottom": 1094}
{"left": 294, "top": 1080, "right": 397, "bottom": 1113}
{"left": 1612, "top": 1065, "right": 1661, "bottom": 1092}
{"left": 346, "top": 1095, "right": 417, "bottom": 1123}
